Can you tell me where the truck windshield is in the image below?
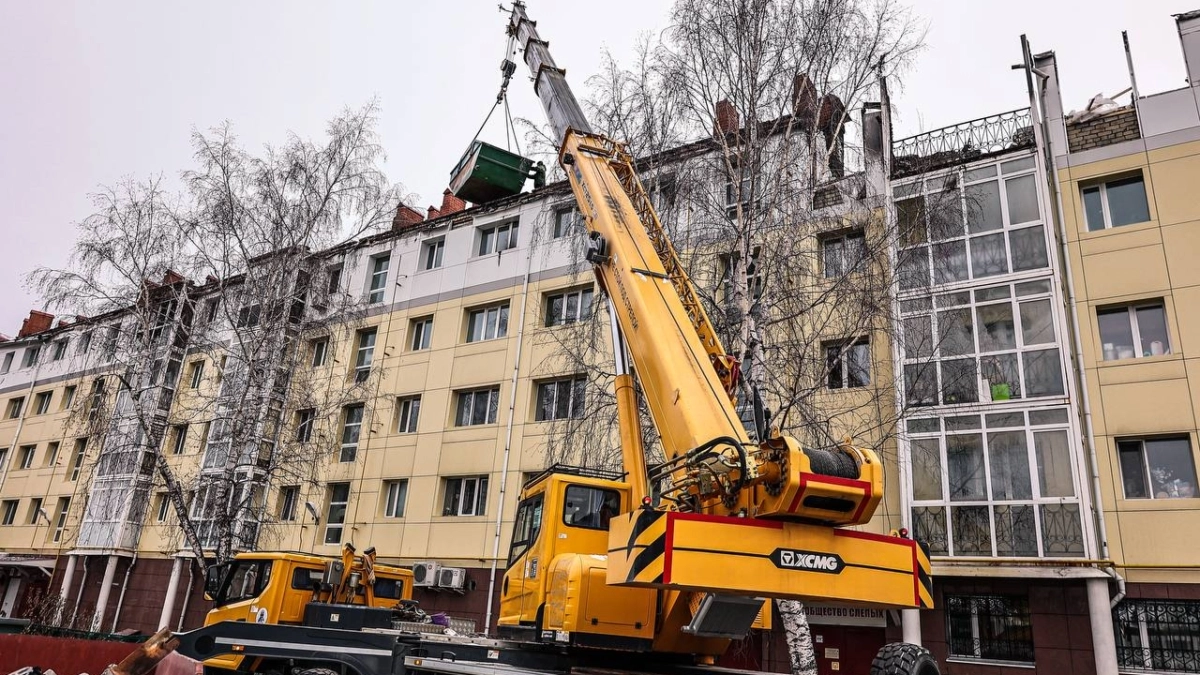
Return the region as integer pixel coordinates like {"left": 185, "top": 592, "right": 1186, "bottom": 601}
{"left": 211, "top": 559, "right": 273, "bottom": 607}
{"left": 563, "top": 485, "right": 621, "bottom": 530}
{"left": 506, "top": 494, "right": 544, "bottom": 568}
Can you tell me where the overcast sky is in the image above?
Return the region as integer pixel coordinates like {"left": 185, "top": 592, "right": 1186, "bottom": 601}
{"left": 0, "top": 0, "right": 1193, "bottom": 336}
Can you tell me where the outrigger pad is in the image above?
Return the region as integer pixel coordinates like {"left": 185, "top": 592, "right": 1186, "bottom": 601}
{"left": 607, "top": 509, "right": 934, "bottom": 609}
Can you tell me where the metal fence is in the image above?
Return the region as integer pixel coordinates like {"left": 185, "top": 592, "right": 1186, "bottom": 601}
{"left": 892, "top": 109, "right": 1035, "bottom": 177}
{"left": 1115, "top": 599, "right": 1200, "bottom": 673}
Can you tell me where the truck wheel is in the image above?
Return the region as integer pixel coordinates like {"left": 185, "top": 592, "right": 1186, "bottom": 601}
{"left": 870, "top": 643, "right": 939, "bottom": 675}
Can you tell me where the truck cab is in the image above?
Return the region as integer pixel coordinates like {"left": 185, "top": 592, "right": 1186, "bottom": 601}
{"left": 202, "top": 551, "right": 413, "bottom": 674}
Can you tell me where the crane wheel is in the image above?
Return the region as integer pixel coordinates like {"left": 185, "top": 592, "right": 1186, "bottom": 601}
{"left": 870, "top": 643, "right": 940, "bottom": 675}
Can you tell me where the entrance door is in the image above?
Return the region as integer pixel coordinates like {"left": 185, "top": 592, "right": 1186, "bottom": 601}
{"left": 1, "top": 577, "right": 20, "bottom": 617}
{"left": 811, "top": 625, "right": 885, "bottom": 675}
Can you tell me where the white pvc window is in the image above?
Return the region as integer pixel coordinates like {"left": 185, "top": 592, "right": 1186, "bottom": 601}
{"left": 383, "top": 480, "right": 408, "bottom": 518}
{"left": 367, "top": 253, "right": 390, "bottom": 303}
{"left": 1097, "top": 302, "right": 1170, "bottom": 361}
{"left": 466, "top": 304, "right": 509, "bottom": 342}
{"left": 479, "top": 220, "right": 519, "bottom": 255}
{"left": 1081, "top": 174, "right": 1150, "bottom": 231}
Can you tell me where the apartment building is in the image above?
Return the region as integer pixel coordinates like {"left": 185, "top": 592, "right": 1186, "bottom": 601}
{"left": 1030, "top": 11, "right": 1200, "bottom": 675}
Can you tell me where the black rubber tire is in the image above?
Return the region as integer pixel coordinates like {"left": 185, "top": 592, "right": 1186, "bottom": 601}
{"left": 870, "top": 642, "right": 940, "bottom": 675}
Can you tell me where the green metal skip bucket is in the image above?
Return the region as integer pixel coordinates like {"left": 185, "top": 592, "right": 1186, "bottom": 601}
{"left": 449, "top": 140, "right": 534, "bottom": 204}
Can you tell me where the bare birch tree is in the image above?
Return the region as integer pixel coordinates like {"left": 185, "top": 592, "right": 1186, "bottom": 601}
{"left": 27, "top": 102, "right": 407, "bottom": 568}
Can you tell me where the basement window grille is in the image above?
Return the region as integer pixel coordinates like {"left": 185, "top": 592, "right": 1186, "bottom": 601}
{"left": 1115, "top": 599, "right": 1200, "bottom": 673}
{"left": 945, "top": 593, "right": 1034, "bottom": 663}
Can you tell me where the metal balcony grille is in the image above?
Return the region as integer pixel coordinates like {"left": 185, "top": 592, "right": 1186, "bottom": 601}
{"left": 946, "top": 594, "right": 1035, "bottom": 663}
{"left": 892, "top": 108, "right": 1035, "bottom": 178}
{"left": 1115, "top": 599, "right": 1200, "bottom": 673}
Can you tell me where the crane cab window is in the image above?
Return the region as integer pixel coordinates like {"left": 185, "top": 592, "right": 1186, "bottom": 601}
{"left": 563, "top": 486, "right": 621, "bottom": 530}
{"left": 507, "top": 494, "right": 544, "bottom": 568}
{"left": 291, "top": 566, "right": 323, "bottom": 591}
{"left": 374, "top": 578, "right": 405, "bottom": 600}
{"left": 210, "top": 559, "right": 273, "bottom": 607}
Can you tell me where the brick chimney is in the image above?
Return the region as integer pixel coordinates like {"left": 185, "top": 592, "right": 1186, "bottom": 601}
{"left": 713, "top": 99, "right": 739, "bottom": 137}
{"left": 791, "top": 73, "right": 818, "bottom": 131}
{"left": 440, "top": 189, "right": 467, "bottom": 217}
{"left": 427, "top": 205, "right": 442, "bottom": 221}
{"left": 392, "top": 204, "right": 424, "bottom": 231}
{"left": 18, "top": 310, "right": 54, "bottom": 338}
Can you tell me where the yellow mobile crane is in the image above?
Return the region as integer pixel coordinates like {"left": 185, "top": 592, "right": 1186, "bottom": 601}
{"left": 176, "top": 5, "right": 937, "bottom": 675}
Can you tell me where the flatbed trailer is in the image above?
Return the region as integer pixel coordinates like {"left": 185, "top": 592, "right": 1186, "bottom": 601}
{"left": 174, "top": 621, "right": 780, "bottom": 675}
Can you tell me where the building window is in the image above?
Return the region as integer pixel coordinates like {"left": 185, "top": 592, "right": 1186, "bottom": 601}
{"left": 52, "top": 339, "right": 68, "bottom": 361}
{"left": 1, "top": 353, "right": 13, "bottom": 374}
{"left": 22, "top": 346, "right": 40, "bottom": 369}
{"left": 1082, "top": 174, "right": 1150, "bottom": 231}
{"left": 466, "top": 304, "right": 509, "bottom": 342}
{"left": 236, "top": 303, "right": 262, "bottom": 328}
{"left": 545, "top": 288, "right": 593, "bottom": 327}
{"left": 535, "top": 377, "right": 585, "bottom": 421}
{"left": 396, "top": 396, "right": 421, "bottom": 433}
{"left": 339, "top": 404, "right": 364, "bottom": 462}
{"left": 52, "top": 497, "right": 70, "bottom": 542}
{"left": 946, "top": 594, "right": 1034, "bottom": 663}
{"left": 278, "top": 486, "right": 299, "bottom": 522}
{"left": 34, "top": 392, "right": 52, "bottom": 415}
{"left": 170, "top": 423, "right": 189, "bottom": 455}
{"left": 69, "top": 439, "right": 86, "bottom": 481}
{"left": 18, "top": 445, "right": 36, "bottom": 470}
{"left": 553, "top": 207, "right": 583, "bottom": 238}
{"left": 443, "top": 476, "right": 488, "bottom": 516}
{"left": 822, "top": 230, "right": 867, "bottom": 278}
{"left": 383, "top": 480, "right": 408, "bottom": 518}
{"left": 323, "top": 483, "right": 350, "bottom": 544}
{"left": 354, "top": 328, "right": 376, "bottom": 382}
{"left": 1118, "top": 437, "right": 1197, "bottom": 499}
{"left": 1115, "top": 598, "right": 1200, "bottom": 673}
{"left": 1097, "top": 302, "right": 1169, "bottom": 361}
{"left": 410, "top": 317, "right": 433, "bottom": 351}
{"left": 46, "top": 442, "right": 60, "bottom": 467}
{"left": 188, "top": 361, "right": 205, "bottom": 388}
{"left": 908, "top": 410, "right": 1082, "bottom": 558}
{"left": 900, "top": 281, "right": 1063, "bottom": 408}
{"left": 367, "top": 253, "right": 390, "bottom": 303}
{"left": 310, "top": 338, "right": 328, "bottom": 367}
{"left": 6, "top": 397, "right": 23, "bottom": 419}
{"left": 422, "top": 239, "right": 445, "bottom": 270}
{"left": 455, "top": 387, "right": 500, "bottom": 427}
{"left": 295, "top": 408, "right": 315, "bottom": 443}
{"left": 61, "top": 385, "right": 76, "bottom": 410}
{"left": 326, "top": 263, "right": 343, "bottom": 295}
{"left": 478, "top": 220, "right": 519, "bottom": 255}
{"left": 1, "top": 500, "right": 17, "bottom": 526}
{"left": 825, "top": 338, "right": 870, "bottom": 389}
{"left": 28, "top": 497, "right": 43, "bottom": 525}
{"left": 156, "top": 493, "right": 170, "bottom": 522}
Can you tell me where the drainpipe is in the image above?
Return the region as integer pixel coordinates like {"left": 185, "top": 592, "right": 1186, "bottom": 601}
{"left": 91, "top": 554, "right": 119, "bottom": 632}
{"left": 177, "top": 559, "right": 196, "bottom": 631}
{"left": 1023, "top": 35, "right": 1120, "bottom": 675}
{"left": 109, "top": 552, "right": 136, "bottom": 632}
{"left": 483, "top": 239, "right": 535, "bottom": 635}
{"left": 159, "top": 556, "right": 184, "bottom": 629}
{"left": 70, "top": 556, "right": 89, "bottom": 628}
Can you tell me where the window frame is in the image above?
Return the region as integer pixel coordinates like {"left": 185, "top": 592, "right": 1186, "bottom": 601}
{"left": 396, "top": 395, "right": 421, "bottom": 434}
{"left": 945, "top": 593, "right": 1034, "bottom": 664}
{"left": 34, "top": 391, "right": 53, "bottom": 415}
{"left": 1, "top": 500, "right": 18, "bottom": 526}
{"left": 552, "top": 206, "right": 584, "bottom": 239}
{"left": 466, "top": 303, "right": 510, "bottom": 343}
{"left": 18, "top": 445, "right": 36, "bottom": 470}
{"left": 310, "top": 338, "right": 329, "bottom": 367}
{"left": 353, "top": 328, "right": 377, "bottom": 382}
{"left": 455, "top": 387, "right": 500, "bottom": 427}
{"left": 170, "top": 423, "right": 189, "bottom": 455}
{"left": 409, "top": 317, "right": 433, "bottom": 351}
{"left": 1, "top": 352, "right": 13, "bottom": 374}
{"left": 422, "top": 238, "right": 445, "bottom": 270}
{"left": 295, "top": 408, "right": 316, "bottom": 443}
{"left": 535, "top": 377, "right": 586, "bottom": 421}
{"left": 188, "top": 361, "right": 205, "bottom": 389}
{"left": 156, "top": 492, "right": 171, "bottom": 523}
{"left": 824, "top": 338, "right": 871, "bottom": 390}
{"left": 544, "top": 287, "right": 594, "bottom": 327}
{"left": 821, "top": 230, "right": 868, "bottom": 279}
{"left": 278, "top": 485, "right": 299, "bottom": 522}
{"left": 1116, "top": 436, "right": 1198, "bottom": 500}
{"left": 52, "top": 497, "right": 69, "bottom": 542}
{"left": 323, "top": 483, "right": 350, "bottom": 545}
{"left": 1080, "top": 173, "right": 1151, "bottom": 231}
{"left": 478, "top": 219, "right": 520, "bottom": 256}
{"left": 442, "top": 475, "right": 489, "bottom": 517}
{"left": 383, "top": 479, "right": 408, "bottom": 518}
{"left": 1096, "top": 301, "right": 1170, "bottom": 362}
{"left": 1114, "top": 598, "right": 1200, "bottom": 673}
{"left": 6, "top": 397, "right": 23, "bottom": 419}
{"left": 339, "top": 404, "right": 365, "bottom": 462}
{"left": 367, "top": 253, "right": 391, "bottom": 303}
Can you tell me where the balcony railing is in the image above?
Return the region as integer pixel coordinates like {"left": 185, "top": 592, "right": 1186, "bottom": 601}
{"left": 892, "top": 108, "right": 1034, "bottom": 177}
